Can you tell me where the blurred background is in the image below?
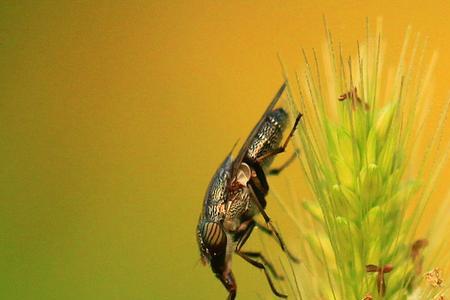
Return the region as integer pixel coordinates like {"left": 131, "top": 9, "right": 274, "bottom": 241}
{"left": 1, "top": 1, "right": 449, "bottom": 299}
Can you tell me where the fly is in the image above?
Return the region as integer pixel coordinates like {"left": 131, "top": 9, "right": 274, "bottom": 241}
{"left": 197, "top": 82, "right": 302, "bottom": 300}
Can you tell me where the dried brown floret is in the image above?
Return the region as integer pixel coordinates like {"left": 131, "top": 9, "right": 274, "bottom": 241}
{"left": 366, "top": 264, "right": 394, "bottom": 296}
{"left": 425, "top": 268, "right": 444, "bottom": 288}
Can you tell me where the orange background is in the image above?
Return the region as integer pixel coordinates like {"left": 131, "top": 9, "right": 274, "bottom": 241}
{"left": 0, "top": 1, "right": 449, "bottom": 299}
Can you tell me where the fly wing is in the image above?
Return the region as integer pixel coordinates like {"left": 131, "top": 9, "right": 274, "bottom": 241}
{"left": 230, "top": 81, "right": 287, "bottom": 179}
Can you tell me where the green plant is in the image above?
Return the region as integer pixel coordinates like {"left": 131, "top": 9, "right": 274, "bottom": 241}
{"left": 280, "top": 23, "right": 449, "bottom": 300}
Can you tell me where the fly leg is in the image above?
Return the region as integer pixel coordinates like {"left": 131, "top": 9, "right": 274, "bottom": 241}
{"left": 256, "top": 113, "right": 302, "bottom": 164}
{"left": 241, "top": 251, "right": 285, "bottom": 279}
{"left": 236, "top": 252, "right": 287, "bottom": 299}
{"left": 235, "top": 221, "right": 284, "bottom": 280}
{"left": 255, "top": 221, "right": 300, "bottom": 263}
{"left": 268, "top": 153, "right": 297, "bottom": 176}
{"left": 235, "top": 220, "right": 287, "bottom": 298}
{"left": 248, "top": 181, "right": 300, "bottom": 263}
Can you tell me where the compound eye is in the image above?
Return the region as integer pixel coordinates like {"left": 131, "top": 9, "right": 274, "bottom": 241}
{"left": 236, "top": 163, "right": 252, "bottom": 186}
{"left": 200, "top": 222, "right": 227, "bottom": 255}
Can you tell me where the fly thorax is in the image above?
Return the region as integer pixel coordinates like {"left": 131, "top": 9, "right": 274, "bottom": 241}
{"left": 226, "top": 187, "right": 251, "bottom": 220}
{"left": 206, "top": 201, "right": 226, "bottom": 222}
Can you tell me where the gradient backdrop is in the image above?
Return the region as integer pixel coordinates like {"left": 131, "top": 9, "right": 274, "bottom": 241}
{"left": 1, "top": 1, "right": 449, "bottom": 300}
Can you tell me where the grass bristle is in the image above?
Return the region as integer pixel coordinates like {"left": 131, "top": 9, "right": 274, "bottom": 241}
{"left": 278, "top": 21, "right": 449, "bottom": 300}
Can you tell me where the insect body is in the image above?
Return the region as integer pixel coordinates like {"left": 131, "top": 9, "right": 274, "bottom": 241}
{"left": 197, "top": 83, "right": 302, "bottom": 300}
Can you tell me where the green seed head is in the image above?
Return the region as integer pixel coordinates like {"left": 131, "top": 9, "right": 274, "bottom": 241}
{"left": 281, "top": 23, "right": 449, "bottom": 300}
